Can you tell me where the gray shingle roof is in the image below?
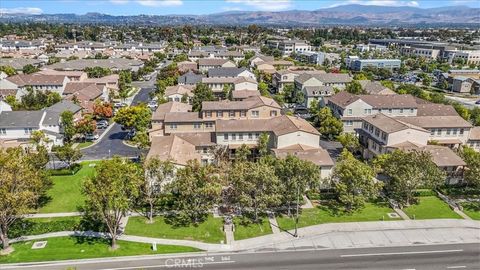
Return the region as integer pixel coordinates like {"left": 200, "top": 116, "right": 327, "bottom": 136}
{"left": 208, "top": 67, "right": 247, "bottom": 78}
{"left": 0, "top": 111, "right": 43, "bottom": 128}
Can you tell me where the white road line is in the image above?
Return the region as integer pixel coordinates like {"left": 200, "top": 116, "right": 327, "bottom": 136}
{"left": 447, "top": 266, "right": 467, "bottom": 269}
{"left": 340, "top": 249, "right": 463, "bottom": 258}
{"left": 102, "top": 260, "right": 236, "bottom": 270}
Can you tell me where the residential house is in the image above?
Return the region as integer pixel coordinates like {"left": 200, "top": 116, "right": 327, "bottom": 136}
{"left": 250, "top": 54, "right": 274, "bottom": 68}
{"left": 47, "top": 59, "right": 144, "bottom": 72}
{"left": 63, "top": 82, "right": 108, "bottom": 113}
{"left": 150, "top": 102, "right": 192, "bottom": 137}
{"left": 358, "top": 80, "right": 396, "bottom": 95}
{"left": 177, "top": 71, "right": 204, "bottom": 85}
{"left": 6, "top": 73, "right": 70, "bottom": 98}
{"left": 231, "top": 90, "right": 261, "bottom": 101}
{"left": 207, "top": 67, "right": 255, "bottom": 80}
{"left": 272, "top": 69, "right": 325, "bottom": 93}
{"left": 165, "top": 85, "right": 194, "bottom": 103}
{"left": 177, "top": 61, "right": 198, "bottom": 73}
{"left": 201, "top": 76, "right": 257, "bottom": 94}
{"left": 198, "top": 59, "right": 236, "bottom": 73}
{"left": 467, "top": 126, "right": 480, "bottom": 152}
{"left": 201, "top": 96, "right": 281, "bottom": 120}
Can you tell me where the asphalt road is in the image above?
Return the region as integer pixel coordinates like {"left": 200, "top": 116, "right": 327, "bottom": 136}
{"left": 6, "top": 243, "right": 479, "bottom": 270}
{"left": 80, "top": 80, "right": 157, "bottom": 160}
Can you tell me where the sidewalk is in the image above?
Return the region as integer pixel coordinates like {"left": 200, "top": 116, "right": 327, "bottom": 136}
{"left": 8, "top": 219, "right": 480, "bottom": 253}
{"left": 25, "top": 212, "right": 82, "bottom": 218}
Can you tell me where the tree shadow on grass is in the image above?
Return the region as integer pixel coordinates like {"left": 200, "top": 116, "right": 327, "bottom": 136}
{"left": 73, "top": 236, "right": 109, "bottom": 246}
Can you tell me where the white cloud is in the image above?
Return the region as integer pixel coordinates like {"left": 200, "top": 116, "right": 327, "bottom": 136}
{"left": 110, "top": 0, "right": 129, "bottom": 4}
{"left": 0, "top": 7, "right": 43, "bottom": 14}
{"left": 226, "top": 0, "right": 293, "bottom": 11}
{"left": 136, "top": 0, "right": 183, "bottom": 7}
{"left": 329, "top": 0, "right": 420, "bottom": 8}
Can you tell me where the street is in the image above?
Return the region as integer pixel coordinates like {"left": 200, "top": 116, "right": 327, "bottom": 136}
{"left": 80, "top": 74, "right": 157, "bottom": 160}
{"left": 3, "top": 243, "right": 478, "bottom": 270}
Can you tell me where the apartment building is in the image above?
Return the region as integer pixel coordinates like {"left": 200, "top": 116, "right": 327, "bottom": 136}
{"left": 449, "top": 50, "right": 480, "bottom": 65}
{"left": 267, "top": 39, "right": 311, "bottom": 56}
{"left": 327, "top": 92, "right": 418, "bottom": 133}
{"left": 348, "top": 58, "right": 401, "bottom": 71}
{"left": 400, "top": 46, "right": 440, "bottom": 60}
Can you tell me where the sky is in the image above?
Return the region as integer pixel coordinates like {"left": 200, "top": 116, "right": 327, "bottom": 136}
{"left": 1, "top": 0, "right": 479, "bottom": 16}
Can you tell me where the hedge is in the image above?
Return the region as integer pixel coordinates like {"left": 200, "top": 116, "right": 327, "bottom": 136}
{"left": 49, "top": 163, "right": 82, "bottom": 176}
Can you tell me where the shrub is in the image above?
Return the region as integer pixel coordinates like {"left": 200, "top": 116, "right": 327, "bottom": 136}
{"left": 8, "top": 218, "right": 81, "bottom": 238}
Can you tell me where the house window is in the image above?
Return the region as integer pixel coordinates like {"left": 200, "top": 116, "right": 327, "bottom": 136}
{"left": 239, "top": 134, "right": 243, "bottom": 140}
{"left": 399, "top": 109, "right": 404, "bottom": 114}
{"left": 206, "top": 122, "right": 213, "bottom": 128}
{"left": 224, "top": 134, "right": 228, "bottom": 141}
{"left": 347, "top": 109, "right": 353, "bottom": 115}
{"left": 229, "top": 111, "right": 235, "bottom": 117}
{"left": 24, "top": 128, "right": 33, "bottom": 134}
{"left": 364, "top": 109, "right": 372, "bottom": 115}
{"left": 170, "top": 124, "right": 177, "bottom": 130}
{"left": 252, "top": 111, "right": 259, "bottom": 117}
{"left": 248, "top": 133, "right": 253, "bottom": 140}
{"left": 240, "top": 111, "right": 246, "bottom": 117}
{"left": 205, "top": 111, "right": 212, "bottom": 118}
{"left": 410, "top": 108, "right": 414, "bottom": 114}
{"left": 453, "top": 129, "right": 458, "bottom": 135}
{"left": 232, "top": 133, "right": 236, "bottom": 141}
{"left": 255, "top": 133, "right": 260, "bottom": 139}
{"left": 270, "top": 110, "right": 277, "bottom": 117}
{"left": 194, "top": 123, "right": 201, "bottom": 129}
{"left": 0, "top": 128, "right": 6, "bottom": 135}
{"left": 460, "top": 129, "right": 464, "bottom": 135}
{"left": 437, "top": 129, "right": 442, "bottom": 135}
{"left": 431, "top": 129, "right": 435, "bottom": 136}
{"left": 345, "top": 121, "right": 353, "bottom": 126}
{"left": 446, "top": 129, "right": 451, "bottom": 135}
{"left": 217, "top": 111, "right": 223, "bottom": 117}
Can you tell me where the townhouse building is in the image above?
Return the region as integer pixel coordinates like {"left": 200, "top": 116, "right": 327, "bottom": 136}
{"left": 201, "top": 76, "right": 257, "bottom": 94}
{"left": 165, "top": 85, "right": 194, "bottom": 103}
{"left": 357, "top": 113, "right": 466, "bottom": 184}
{"left": 267, "top": 39, "right": 311, "bottom": 56}
{"left": 5, "top": 73, "right": 70, "bottom": 98}
{"left": 207, "top": 67, "right": 255, "bottom": 80}
{"left": 272, "top": 69, "right": 326, "bottom": 92}
{"left": 467, "top": 127, "right": 480, "bottom": 152}
{"left": 198, "top": 59, "right": 236, "bottom": 73}
{"left": 327, "top": 92, "right": 418, "bottom": 133}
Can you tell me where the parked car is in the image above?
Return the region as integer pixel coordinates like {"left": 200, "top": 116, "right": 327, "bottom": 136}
{"left": 96, "top": 120, "right": 109, "bottom": 129}
{"left": 147, "top": 101, "right": 158, "bottom": 109}
{"left": 85, "top": 133, "right": 99, "bottom": 141}
{"left": 476, "top": 100, "right": 480, "bottom": 105}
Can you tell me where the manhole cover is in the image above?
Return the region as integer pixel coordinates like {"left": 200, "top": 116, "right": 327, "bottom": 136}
{"left": 31, "top": 241, "right": 47, "bottom": 249}
{"left": 387, "top": 212, "right": 400, "bottom": 218}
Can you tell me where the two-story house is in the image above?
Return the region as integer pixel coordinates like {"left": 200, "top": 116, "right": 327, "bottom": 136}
{"left": 198, "top": 59, "right": 236, "bottom": 73}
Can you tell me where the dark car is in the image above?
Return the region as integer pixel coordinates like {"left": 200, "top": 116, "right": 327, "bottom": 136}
{"left": 475, "top": 100, "right": 480, "bottom": 105}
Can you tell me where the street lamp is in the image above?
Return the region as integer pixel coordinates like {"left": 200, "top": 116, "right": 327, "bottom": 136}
{"left": 294, "top": 183, "right": 300, "bottom": 238}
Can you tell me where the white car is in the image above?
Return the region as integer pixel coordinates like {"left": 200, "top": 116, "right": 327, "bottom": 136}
{"left": 85, "top": 133, "right": 99, "bottom": 141}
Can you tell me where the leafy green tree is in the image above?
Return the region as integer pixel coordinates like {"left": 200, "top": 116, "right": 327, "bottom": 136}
{"left": 235, "top": 144, "right": 251, "bottom": 162}
{"left": 458, "top": 146, "right": 480, "bottom": 188}
{"left": 376, "top": 150, "right": 445, "bottom": 207}
{"left": 332, "top": 150, "right": 382, "bottom": 212}
{"left": 230, "top": 161, "right": 280, "bottom": 222}
{"left": 61, "top": 111, "right": 76, "bottom": 142}
{"left": 257, "top": 133, "right": 270, "bottom": 158}
{"left": 54, "top": 143, "right": 82, "bottom": 169}
{"left": 345, "top": 80, "right": 365, "bottom": 94}
{"left": 315, "top": 107, "right": 343, "bottom": 140}
{"left": 0, "top": 65, "right": 16, "bottom": 76}
{"left": 140, "top": 158, "right": 174, "bottom": 223}
{"left": 17, "top": 88, "right": 61, "bottom": 110}
{"left": 75, "top": 115, "right": 96, "bottom": 136}
{"left": 452, "top": 103, "right": 471, "bottom": 121}
{"left": 258, "top": 82, "right": 269, "bottom": 97}
{"left": 222, "top": 84, "right": 233, "bottom": 100}
{"left": 22, "top": 64, "right": 39, "bottom": 74}
{"left": 308, "top": 99, "right": 320, "bottom": 116}
{"left": 131, "top": 130, "right": 150, "bottom": 149}
{"left": 0, "top": 147, "right": 50, "bottom": 253}
{"left": 275, "top": 155, "right": 320, "bottom": 216}
{"left": 169, "top": 161, "right": 221, "bottom": 225}
{"left": 114, "top": 104, "right": 152, "bottom": 132}
{"left": 191, "top": 83, "right": 215, "bottom": 111}
{"left": 381, "top": 80, "right": 395, "bottom": 90}
{"left": 83, "top": 157, "right": 143, "bottom": 249}
{"left": 337, "top": 133, "right": 360, "bottom": 153}
{"left": 30, "top": 130, "right": 51, "bottom": 151}
{"left": 85, "top": 66, "right": 111, "bottom": 78}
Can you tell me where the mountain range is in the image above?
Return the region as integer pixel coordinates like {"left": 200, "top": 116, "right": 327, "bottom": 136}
{"left": 1, "top": 4, "right": 479, "bottom": 26}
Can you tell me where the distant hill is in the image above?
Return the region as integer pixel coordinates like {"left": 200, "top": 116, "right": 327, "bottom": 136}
{"left": 1, "top": 5, "right": 478, "bottom": 26}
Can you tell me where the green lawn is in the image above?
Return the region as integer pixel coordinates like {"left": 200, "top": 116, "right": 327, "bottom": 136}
{"left": 0, "top": 236, "right": 200, "bottom": 264}
{"left": 461, "top": 202, "right": 480, "bottom": 220}
{"left": 125, "top": 215, "right": 225, "bottom": 244}
{"left": 76, "top": 141, "right": 93, "bottom": 149}
{"left": 38, "top": 162, "right": 97, "bottom": 213}
{"left": 276, "top": 202, "right": 399, "bottom": 231}
{"left": 403, "top": 196, "right": 462, "bottom": 220}
{"left": 233, "top": 217, "right": 272, "bottom": 240}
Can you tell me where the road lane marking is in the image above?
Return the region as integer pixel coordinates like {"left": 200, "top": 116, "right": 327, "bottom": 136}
{"left": 447, "top": 266, "right": 466, "bottom": 269}
{"left": 103, "top": 260, "right": 236, "bottom": 270}
{"left": 340, "top": 249, "right": 463, "bottom": 258}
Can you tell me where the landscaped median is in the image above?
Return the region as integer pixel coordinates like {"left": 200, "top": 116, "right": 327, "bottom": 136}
{"left": 403, "top": 196, "right": 462, "bottom": 220}
{"left": 276, "top": 202, "right": 400, "bottom": 231}
{"left": 0, "top": 236, "right": 200, "bottom": 264}
{"left": 124, "top": 215, "right": 225, "bottom": 244}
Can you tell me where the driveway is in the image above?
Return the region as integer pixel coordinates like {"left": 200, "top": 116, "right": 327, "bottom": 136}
{"left": 80, "top": 84, "right": 156, "bottom": 160}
